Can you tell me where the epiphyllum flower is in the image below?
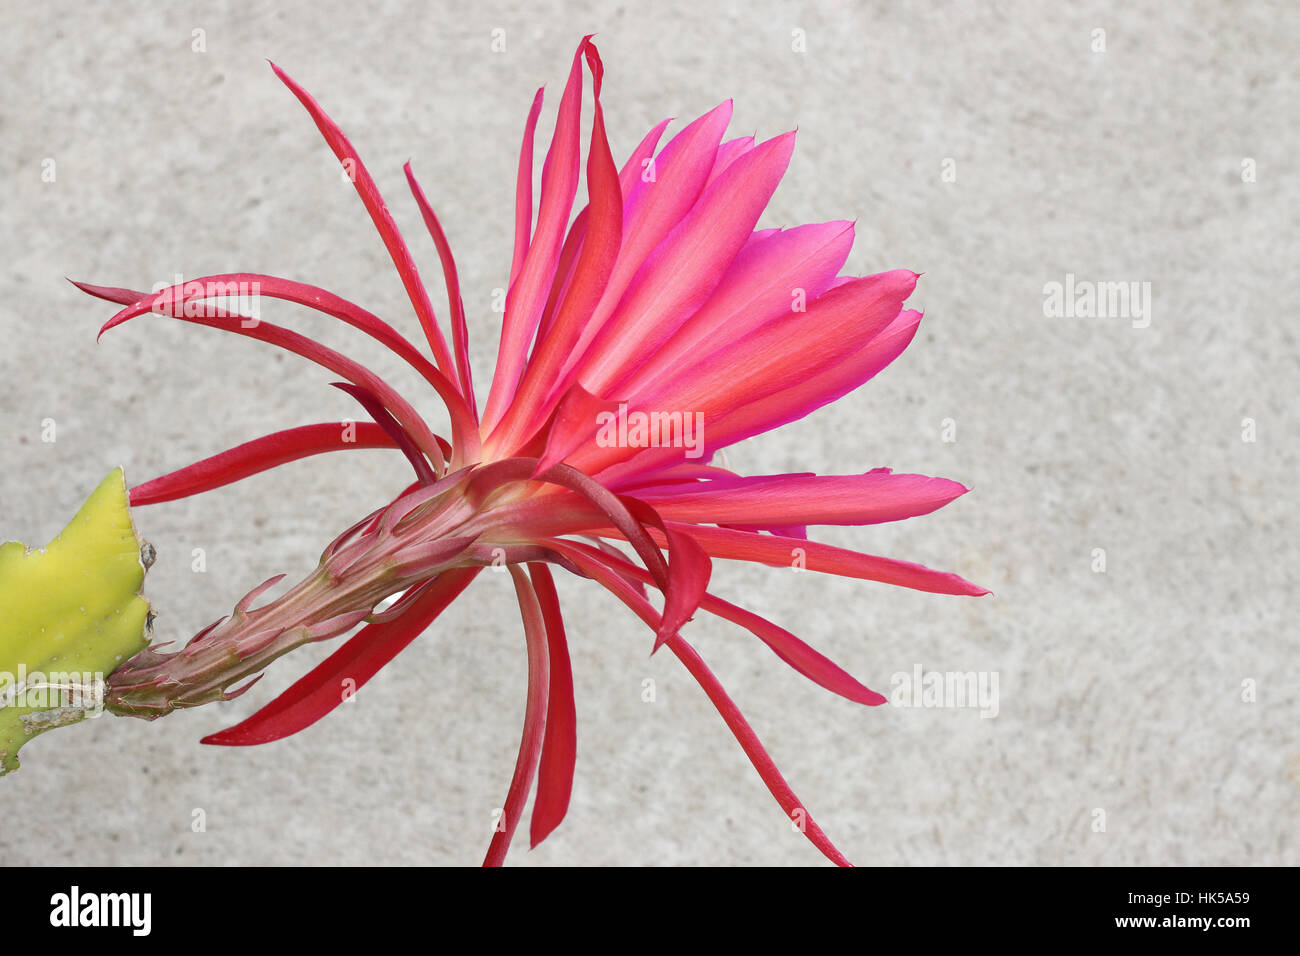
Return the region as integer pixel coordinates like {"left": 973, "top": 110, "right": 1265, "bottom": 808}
{"left": 75, "top": 37, "right": 985, "bottom": 866}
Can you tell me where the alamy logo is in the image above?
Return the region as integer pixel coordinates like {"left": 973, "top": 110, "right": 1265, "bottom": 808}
{"left": 889, "top": 665, "right": 1000, "bottom": 718}
{"left": 1042, "top": 272, "right": 1151, "bottom": 328}
{"left": 49, "top": 886, "right": 151, "bottom": 936}
{"left": 0, "top": 666, "right": 104, "bottom": 717}
{"left": 151, "top": 273, "right": 262, "bottom": 323}
{"left": 595, "top": 403, "right": 705, "bottom": 459}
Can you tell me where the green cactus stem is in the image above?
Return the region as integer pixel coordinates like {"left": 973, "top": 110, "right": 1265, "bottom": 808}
{"left": 0, "top": 468, "right": 153, "bottom": 775}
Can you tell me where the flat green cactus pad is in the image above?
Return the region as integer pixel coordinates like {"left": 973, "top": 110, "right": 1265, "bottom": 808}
{"left": 0, "top": 468, "right": 152, "bottom": 775}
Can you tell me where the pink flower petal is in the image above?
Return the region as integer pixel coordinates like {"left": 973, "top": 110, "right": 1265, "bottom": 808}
{"left": 667, "top": 634, "right": 853, "bottom": 865}
{"left": 598, "top": 309, "right": 923, "bottom": 488}
{"left": 647, "top": 269, "right": 917, "bottom": 420}
{"left": 533, "top": 381, "right": 623, "bottom": 476}
{"left": 552, "top": 100, "right": 735, "bottom": 390}
{"left": 693, "top": 307, "right": 926, "bottom": 456}
{"left": 615, "top": 220, "right": 855, "bottom": 397}
{"left": 620, "top": 499, "right": 713, "bottom": 653}
{"left": 618, "top": 118, "right": 675, "bottom": 200}
{"left": 533, "top": 118, "right": 672, "bottom": 348}
{"left": 509, "top": 87, "right": 546, "bottom": 290}
{"left": 490, "top": 40, "right": 625, "bottom": 455}
{"left": 553, "top": 538, "right": 884, "bottom": 706}
{"left": 636, "top": 470, "right": 970, "bottom": 528}
{"left": 567, "top": 131, "right": 798, "bottom": 396}
{"left": 331, "top": 381, "right": 437, "bottom": 485}
{"left": 571, "top": 270, "right": 917, "bottom": 478}
{"left": 484, "top": 38, "right": 591, "bottom": 430}
{"left": 705, "top": 135, "right": 757, "bottom": 187}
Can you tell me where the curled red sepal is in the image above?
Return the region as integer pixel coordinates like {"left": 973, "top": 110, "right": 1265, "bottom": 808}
{"left": 331, "top": 382, "right": 437, "bottom": 485}
{"left": 482, "top": 566, "right": 550, "bottom": 866}
{"left": 83, "top": 277, "right": 480, "bottom": 469}
{"left": 556, "top": 542, "right": 853, "bottom": 866}
{"left": 202, "top": 568, "right": 480, "bottom": 746}
{"left": 552, "top": 538, "right": 883, "bottom": 707}
{"left": 128, "top": 422, "right": 399, "bottom": 507}
{"left": 618, "top": 496, "right": 712, "bottom": 654}
{"left": 403, "top": 162, "right": 476, "bottom": 418}
{"left": 526, "top": 563, "right": 577, "bottom": 849}
{"left": 267, "top": 60, "right": 456, "bottom": 379}
{"left": 86, "top": 282, "right": 448, "bottom": 472}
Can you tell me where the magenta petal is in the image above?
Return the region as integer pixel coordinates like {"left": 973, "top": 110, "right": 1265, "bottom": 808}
{"left": 570, "top": 271, "right": 917, "bottom": 479}
{"left": 534, "top": 207, "right": 588, "bottom": 347}
{"left": 493, "top": 40, "right": 625, "bottom": 454}
{"left": 620, "top": 100, "right": 732, "bottom": 230}
{"left": 567, "top": 131, "right": 799, "bottom": 396}
{"left": 618, "top": 500, "right": 713, "bottom": 653}
{"left": 530, "top": 119, "right": 670, "bottom": 351}
{"left": 615, "top": 220, "right": 855, "bottom": 397}
{"left": 602, "top": 309, "right": 926, "bottom": 488}
{"left": 79, "top": 274, "right": 428, "bottom": 380}
{"left": 94, "top": 284, "right": 448, "bottom": 471}
{"left": 655, "top": 523, "right": 712, "bottom": 653}
{"left": 650, "top": 268, "right": 916, "bottom": 420}
{"left": 699, "top": 308, "right": 926, "bottom": 455}
{"left": 67, "top": 279, "right": 151, "bottom": 307}
{"left": 636, "top": 470, "right": 970, "bottom": 528}
{"left": 667, "top": 635, "right": 853, "bottom": 865}
{"left": 553, "top": 100, "right": 735, "bottom": 388}
{"left": 618, "top": 117, "right": 674, "bottom": 201}
{"left": 705, "top": 135, "right": 757, "bottom": 187}
{"left": 529, "top": 115, "right": 672, "bottom": 354}
{"left": 706, "top": 594, "right": 885, "bottom": 705}
{"left": 509, "top": 86, "right": 546, "bottom": 291}
{"left": 484, "top": 38, "right": 590, "bottom": 430}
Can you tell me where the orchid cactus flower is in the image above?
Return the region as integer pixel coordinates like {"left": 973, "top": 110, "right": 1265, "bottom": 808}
{"left": 72, "top": 36, "right": 986, "bottom": 866}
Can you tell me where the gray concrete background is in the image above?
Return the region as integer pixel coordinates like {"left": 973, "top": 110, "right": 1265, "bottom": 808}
{"left": 1, "top": 0, "right": 1296, "bottom": 866}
